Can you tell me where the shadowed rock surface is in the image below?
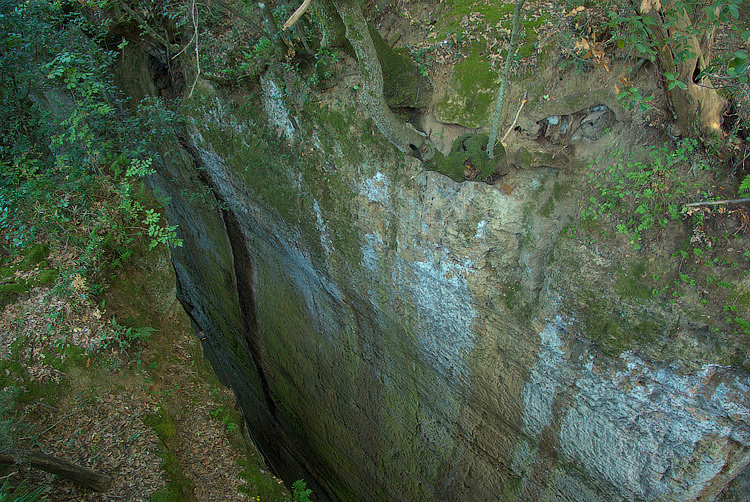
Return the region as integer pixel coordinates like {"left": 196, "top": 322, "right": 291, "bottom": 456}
{"left": 114, "top": 17, "right": 750, "bottom": 502}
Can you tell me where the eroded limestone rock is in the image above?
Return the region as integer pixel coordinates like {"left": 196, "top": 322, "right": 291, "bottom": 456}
{"left": 132, "top": 65, "right": 749, "bottom": 502}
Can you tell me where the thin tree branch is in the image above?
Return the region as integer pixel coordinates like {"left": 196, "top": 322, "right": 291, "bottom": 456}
{"left": 684, "top": 198, "right": 750, "bottom": 207}
{"left": 283, "top": 0, "right": 313, "bottom": 31}
{"left": 500, "top": 91, "right": 527, "bottom": 145}
{"left": 118, "top": 2, "right": 180, "bottom": 53}
{"left": 189, "top": 0, "right": 200, "bottom": 98}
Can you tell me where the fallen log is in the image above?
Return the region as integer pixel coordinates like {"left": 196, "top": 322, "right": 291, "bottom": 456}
{"left": 0, "top": 450, "right": 111, "bottom": 492}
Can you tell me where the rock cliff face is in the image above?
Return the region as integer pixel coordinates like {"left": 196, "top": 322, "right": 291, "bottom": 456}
{"left": 122, "top": 44, "right": 750, "bottom": 501}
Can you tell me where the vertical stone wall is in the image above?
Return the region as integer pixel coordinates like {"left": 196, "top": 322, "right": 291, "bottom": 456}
{"left": 120, "top": 48, "right": 750, "bottom": 501}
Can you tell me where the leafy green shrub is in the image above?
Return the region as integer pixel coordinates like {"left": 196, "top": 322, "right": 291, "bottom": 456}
{"left": 111, "top": 317, "right": 156, "bottom": 349}
{"left": 616, "top": 86, "right": 655, "bottom": 113}
{"left": 0, "top": 0, "right": 182, "bottom": 299}
{"left": 582, "top": 139, "right": 706, "bottom": 250}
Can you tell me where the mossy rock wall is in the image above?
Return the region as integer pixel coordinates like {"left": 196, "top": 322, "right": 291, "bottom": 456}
{"left": 117, "top": 43, "right": 750, "bottom": 502}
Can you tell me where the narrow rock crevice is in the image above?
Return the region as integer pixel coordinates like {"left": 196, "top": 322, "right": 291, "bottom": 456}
{"left": 174, "top": 134, "right": 278, "bottom": 419}
{"left": 172, "top": 134, "right": 333, "bottom": 502}
{"left": 220, "top": 206, "right": 279, "bottom": 418}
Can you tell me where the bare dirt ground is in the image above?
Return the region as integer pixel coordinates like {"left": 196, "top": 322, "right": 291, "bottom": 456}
{"left": 0, "top": 246, "right": 285, "bottom": 501}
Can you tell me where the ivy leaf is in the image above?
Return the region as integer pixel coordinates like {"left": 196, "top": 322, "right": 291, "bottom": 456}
{"left": 668, "top": 79, "right": 687, "bottom": 90}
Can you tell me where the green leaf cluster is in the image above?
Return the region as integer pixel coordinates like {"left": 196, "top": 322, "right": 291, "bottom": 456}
{"left": 616, "top": 86, "right": 655, "bottom": 113}
{"left": 292, "top": 479, "right": 313, "bottom": 502}
{"left": 582, "top": 139, "right": 706, "bottom": 250}
{"left": 609, "top": 0, "right": 748, "bottom": 112}
{"left": 740, "top": 174, "right": 750, "bottom": 193}
{"left": 0, "top": 0, "right": 182, "bottom": 297}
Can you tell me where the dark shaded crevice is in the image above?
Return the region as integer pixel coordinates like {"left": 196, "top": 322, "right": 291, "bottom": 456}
{"left": 147, "top": 51, "right": 186, "bottom": 99}
{"left": 535, "top": 104, "right": 615, "bottom": 145}
{"left": 692, "top": 60, "right": 702, "bottom": 84}
{"left": 172, "top": 134, "right": 334, "bottom": 502}
{"left": 219, "top": 206, "right": 279, "bottom": 418}
{"left": 213, "top": 191, "right": 336, "bottom": 502}
{"left": 174, "top": 134, "right": 278, "bottom": 419}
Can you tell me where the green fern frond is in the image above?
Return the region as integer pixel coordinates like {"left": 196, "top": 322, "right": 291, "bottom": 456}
{"left": 740, "top": 175, "right": 750, "bottom": 194}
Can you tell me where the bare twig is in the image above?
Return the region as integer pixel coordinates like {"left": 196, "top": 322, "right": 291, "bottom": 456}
{"left": 500, "top": 91, "right": 528, "bottom": 145}
{"left": 0, "top": 471, "right": 17, "bottom": 482}
{"left": 283, "top": 0, "right": 313, "bottom": 31}
{"left": 38, "top": 410, "right": 77, "bottom": 437}
{"left": 171, "top": 32, "right": 197, "bottom": 59}
{"left": 684, "top": 198, "right": 750, "bottom": 208}
{"left": 118, "top": 2, "right": 180, "bottom": 54}
{"left": 35, "top": 401, "right": 59, "bottom": 413}
{"left": 188, "top": 0, "right": 200, "bottom": 98}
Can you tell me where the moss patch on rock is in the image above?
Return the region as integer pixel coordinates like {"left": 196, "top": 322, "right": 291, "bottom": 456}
{"left": 370, "top": 25, "right": 432, "bottom": 109}
{"left": 429, "top": 133, "right": 505, "bottom": 182}
{"left": 578, "top": 298, "right": 663, "bottom": 356}
{"left": 435, "top": 44, "right": 496, "bottom": 127}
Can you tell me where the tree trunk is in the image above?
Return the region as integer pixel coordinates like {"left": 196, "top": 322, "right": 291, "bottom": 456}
{"left": 334, "top": 0, "right": 434, "bottom": 160}
{"left": 638, "top": 0, "right": 725, "bottom": 137}
{"left": 314, "top": 0, "right": 348, "bottom": 50}
{"left": 0, "top": 450, "right": 112, "bottom": 492}
{"left": 258, "top": 2, "right": 287, "bottom": 57}
{"left": 486, "top": 0, "right": 526, "bottom": 158}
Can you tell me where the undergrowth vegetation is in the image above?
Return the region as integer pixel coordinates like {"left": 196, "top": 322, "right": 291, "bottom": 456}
{"left": 574, "top": 135, "right": 750, "bottom": 361}
{"left": 0, "top": 481, "right": 45, "bottom": 502}
{"left": 0, "top": 0, "right": 286, "bottom": 500}
{"left": 582, "top": 139, "right": 709, "bottom": 251}
{"left": 0, "top": 0, "right": 182, "bottom": 290}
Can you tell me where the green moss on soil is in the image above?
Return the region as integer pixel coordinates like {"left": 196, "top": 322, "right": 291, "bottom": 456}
{"left": 370, "top": 25, "right": 431, "bottom": 108}
{"left": 430, "top": 133, "right": 504, "bottom": 182}
{"left": 18, "top": 244, "right": 49, "bottom": 269}
{"left": 146, "top": 406, "right": 196, "bottom": 502}
{"left": 435, "top": 1, "right": 550, "bottom": 71}
{"left": 437, "top": 0, "right": 512, "bottom": 40}
{"left": 0, "top": 244, "right": 58, "bottom": 307}
{"left": 435, "top": 44, "right": 496, "bottom": 127}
